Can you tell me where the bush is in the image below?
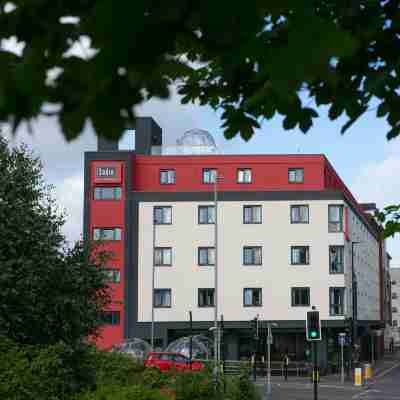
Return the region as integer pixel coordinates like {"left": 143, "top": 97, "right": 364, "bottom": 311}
{"left": 174, "top": 371, "right": 215, "bottom": 400}
{"left": 74, "top": 384, "right": 170, "bottom": 400}
{"left": 225, "top": 373, "right": 260, "bottom": 400}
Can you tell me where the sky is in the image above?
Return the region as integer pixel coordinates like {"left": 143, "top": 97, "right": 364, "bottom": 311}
{"left": 3, "top": 90, "right": 400, "bottom": 267}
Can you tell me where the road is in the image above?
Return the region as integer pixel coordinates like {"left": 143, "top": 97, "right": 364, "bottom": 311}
{"left": 258, "top": 363, "right": 400, "bottom": 400}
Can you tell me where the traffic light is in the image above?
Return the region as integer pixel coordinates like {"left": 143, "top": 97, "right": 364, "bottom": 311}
{"left": 306, "top": 310, "right": 321, "bottom": 341}
{"left": 250, "top": 317, "right": 259, "bottom": 339}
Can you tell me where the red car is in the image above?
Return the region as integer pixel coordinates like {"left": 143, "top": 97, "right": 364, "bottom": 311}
{"left": 144, "top": 352, "right": 204, "bottom": 372}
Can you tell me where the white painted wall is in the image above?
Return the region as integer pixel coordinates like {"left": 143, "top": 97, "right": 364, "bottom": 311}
{"left": 137, "top": 200, "right": 381, "bottom": 323}
{"left": 346, "top": 205, "right": 380, "bottom": 321}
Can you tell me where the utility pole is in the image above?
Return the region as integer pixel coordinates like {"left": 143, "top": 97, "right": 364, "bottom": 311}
{"left": 265, "top": 321, "right": 277, "bottom": 399}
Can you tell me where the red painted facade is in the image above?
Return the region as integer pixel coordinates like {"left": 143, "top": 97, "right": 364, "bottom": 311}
{"left": 90, "top": 160, "right": 126, "bottom": 349}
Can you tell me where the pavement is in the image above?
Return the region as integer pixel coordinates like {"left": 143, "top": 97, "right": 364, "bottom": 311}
{"left": 255, "top": 352, "right": 400, "bottom": 399}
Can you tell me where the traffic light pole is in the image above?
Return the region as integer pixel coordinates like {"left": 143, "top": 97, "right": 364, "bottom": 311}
{"left": 313, "top": 341, "right": 318, "bottom": 400}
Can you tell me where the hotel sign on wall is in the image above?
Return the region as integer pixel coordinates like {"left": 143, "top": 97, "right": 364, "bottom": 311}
{"left": 92, "top": 162, "right": 123, "bottom": 183}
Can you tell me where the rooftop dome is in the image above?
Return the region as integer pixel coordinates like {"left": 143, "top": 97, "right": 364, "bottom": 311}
{"left": 174, "top": 129, "right": 218, "bottom": 154}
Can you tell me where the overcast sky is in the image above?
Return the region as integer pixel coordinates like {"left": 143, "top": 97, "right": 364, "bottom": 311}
{"left": 3, "top": 89, "right": 400, "bottom": 267}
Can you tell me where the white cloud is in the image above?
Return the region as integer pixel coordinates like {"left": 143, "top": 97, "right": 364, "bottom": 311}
{"left": 351, "top": 139, "right": 400, "bottom": 267}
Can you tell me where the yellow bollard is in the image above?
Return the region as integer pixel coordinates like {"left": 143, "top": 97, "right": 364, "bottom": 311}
{"left": 364, "top": 363, "right": 372, "bottom": 382}
{"left": 354, "top": 367, "right": 362, "bottom": 386}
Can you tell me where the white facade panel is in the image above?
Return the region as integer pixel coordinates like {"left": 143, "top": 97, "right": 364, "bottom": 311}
{"left": 137, "top": 199, "right": 381, "bottom": 324}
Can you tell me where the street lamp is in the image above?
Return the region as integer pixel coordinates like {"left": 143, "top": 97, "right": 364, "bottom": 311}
{"left": 213, "top": 173, "right": 223, "bottom": 376}
{"left": 265, "top": 322, "right": 278, "bottom": 399}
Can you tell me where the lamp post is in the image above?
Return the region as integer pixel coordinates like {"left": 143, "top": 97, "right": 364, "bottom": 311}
{"left": 213, "top": 174, "right": 223, "bottom": 376}
{"left": 265, "top": 322, "right": 278, "bottom": 399}
{"left": 151, "top": 211, "right": 156, "bottom": 350}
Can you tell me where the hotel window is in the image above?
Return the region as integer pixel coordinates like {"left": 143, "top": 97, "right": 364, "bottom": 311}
{"left": 94, "top": 187, "right": 122, "bottom": 200}
{"left": 237, "top": 168, "right": 252, "bottom": 183}
{"left": 160, "top": 169, "right": 176, "bottom": 185}
{"left": 154, "top": 206, "right": 172, "bottom": 225}
{"left": 103, "top": 268, "right": 121, "bottom": 283}
{"left": 198, "top": 205, "right": 215, "bottom": 224}
{"left": 328, "top": 205, "right": 344, "bottom": 232}
{"left": 202, "top": 168, "right": 217, "bottom": 184}
{"left": 198, "top": 288, "right": 215, "bottom": 307}
{"left": 154, "top": 289, "right": 171, "bottom": 308}
{"left": 198, "top": 247, "right": 215, "bottom": 266}
{"left": 291, "top": 246, "right": 310, "bottom": 265}
{"left": 243, "top": 246, "right": 262, "bottom": 266}
{"left": 291, "top": 287, "right": 310, "bottom": 307}
{"left": 329, "top": 246, "right": 344, "bottom": 274}
{"left": 243, "top": 288, "right": 262, "bottom": 307}
{"left": 290, "top": 205, "right": 309, "bottom": 223}
{"left": 100, "top": 311, "right": 120, "bottom": 325}
{"left": 243, "top": 205, "right": 262, "bottom": 224}
{"left": 329, "top": 287, "right": 345, "bottom": 316}
{"left": 154, "top": 247, "right": 172, "bottom": 266}
{"left": 288, "top": 168, "right": 304, "bottom": 183}
{"left": 93, "top": 228, "right": 122, "bottom": 241}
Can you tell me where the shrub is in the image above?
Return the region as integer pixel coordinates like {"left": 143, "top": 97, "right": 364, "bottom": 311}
{"left": 225, "top": 373, "right": 260, "bottom": 400}
{"left": 174, "top": 371, "right": 215, "bottom": 400}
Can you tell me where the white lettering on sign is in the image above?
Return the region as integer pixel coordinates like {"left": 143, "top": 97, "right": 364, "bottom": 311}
{"left": 96, "top": 167, "right": 116, "bottom": 178}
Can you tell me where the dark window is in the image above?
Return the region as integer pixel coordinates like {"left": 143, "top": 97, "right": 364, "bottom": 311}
{"left": 290, "top": 205, "right": 309, "bottom": 223}
{"left": 329, "top": 287, "right": 345, "bottom": 315}
{"left": 198, "top": 288, "right": 215, "bottom": 307}
{"left": 288, "top": 168, "right": 304, "bottom": 183}
{"left": 94, "top": 187, "right": 122, "bottom": 200}
{"left": 101, "top": 311, "right": 120, "bottom": 325}
{"left": 202, "top": 168, "right": 217, "bottom": 184}
{"left": 329, "top": 246, "right": 344, "bottom": 274}
{"left": 391, "top": 280, "right": 397, "bottom": 285}
{"left": 243, "top": 247, "right": 262, "bottom": 265}
{"left": 328, "top": 205, "right": 344, "bottom": 232}
{"left": 160, "top": 169, "right": 176, "bottom": 184}
{"left": 93, "top": 228, "right": 122, "bottom": 241}
{"left": 393, "top": 320, "right": 398, "bottom": 327}
{"left": 237, "top": 169, "right": 252, "bottom": 183}
{"left": 243, "top": 288, "right": 262, "bottom": 307}
{"left": 154, "top": 289, "right": 171, "bottom": 308}
{"left": 154, "top": 206, "right": 172, "bottom": 225}
{"left": 243, "top": 205, "right": 262, "bottom": 224}
{"left": 198, "top": 247, "right": 215, "bottom": 266}
{"left": 291, "top": 246, "right": 310, "bottom": 265}
{"left": 393, "top": 307, "right": 398, "bottom": 313}
{"left": 154, "top": 248, "right": 172, "bottom": 266}
{"left": 103, "top": 268, "right": 121, "bottom": 283}
{"left": 198, "top": 206, "right": 215, "bottom": 224}
{"left": 291, "top": 287, "right": 310, "bottom": 306}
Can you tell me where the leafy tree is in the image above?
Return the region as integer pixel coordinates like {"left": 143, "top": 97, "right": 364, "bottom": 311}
{"left": 0, "top": 1, "right": 399, "bottom": 142}
{"left": 0, "top": 137, "right": 110, "bottom": 346}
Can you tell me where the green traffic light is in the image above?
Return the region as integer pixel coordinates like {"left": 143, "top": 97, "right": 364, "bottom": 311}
{"left": 311, "top": 331, "right": 317, "bottom": 338}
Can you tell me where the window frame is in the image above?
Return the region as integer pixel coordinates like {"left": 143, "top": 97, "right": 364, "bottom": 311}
{"left": 202, "top": 168, "right": 217, "bottom": 184}
{"left": 198, "top": 205, "right": 215, "bottom": 225}
{"left": 154, "top": 247, "right": 172, "bottom": 267}
{"left": 101, "top": 311, "right": 120, "bottom": 326}
{"left": 288, "top": 168, "right": 304, "bottom": 183}
{"left": 93, "top": 186, "right": 122, "bottom": 201}
{"left": 243, "top": 246, "right": 263, "bottom": 266}
{"left": 329, "top": 245, "right": 344, "bottom": 274}
{"left": 93, "top": 227, "right": 122, "bottom": 241}
{"left": 243, "top": 288, "right": 263, "bottom": 307}
{"left": 154, "top": 289, "right": 172, "bottom": 308}
{"left": 237, "top": 168, "right": 252, "bottom": 184}
{"left": 159, "top": 169, "right": 176, "bottom": 185}
{"left": 198, "top": 247, "right": 216, "bottom": 266}
{"left": 243, "top": 205, "right": 262, "bottom": 224}
{"left": 198, "top": 288, "right": 215, "bottom": 307}
{"left": 291, "top": 287, "right": 310, "bottom": 307}
{"left": 153, "top": 206, "right": 172, "bottom": 225}
{"left": 290, "top": 205, "right": 309, "bottom": 224}
{"left": 290, "top": 246, "right": 310, "bottom": 265}
{"left": 328, "top": 205, "right": 344, "bottom": 233}
{"left": 329, "top": 287, "right": 345, "bottom": 316}
{"left": 103, "top": 268, "right": 121, "bottom": 284}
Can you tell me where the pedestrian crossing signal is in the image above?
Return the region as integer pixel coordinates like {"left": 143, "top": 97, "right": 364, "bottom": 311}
{"left": 306, "top": 310, "right": 321, "bottom": 341}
